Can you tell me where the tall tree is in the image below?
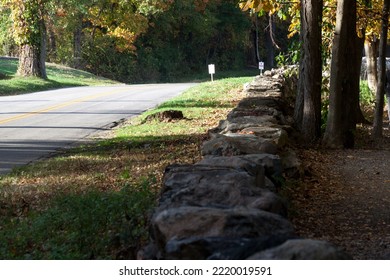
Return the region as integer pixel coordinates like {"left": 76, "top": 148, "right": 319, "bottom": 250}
{"left": 323, "top": 0, "right": 360, "bottom": 148}
{"left": 373, "top": 0, "right": 390, "bottom": 138}
{"left": 240, "top": 0, "right": 324, "bottom": 143}
{"left": 360, "top": 0, "right": 387, "bottom": 94}
{"left": 365, "top": 37, "right": 378, "bottom": 92}
{"left": 294, "top": 0, "right": 323, "bottom": 143}
{"left": 10, "top": 0, "right": 48, "bottom": 78}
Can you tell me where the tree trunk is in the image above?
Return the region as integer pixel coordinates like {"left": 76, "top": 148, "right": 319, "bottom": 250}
{"left": 48, "top": 28, "right": 57, "bottom": 62}
{"left": 373, "top": 0, "right": 390, "bottom": 138}
{"left": 323, "top": 0, "right": 359, "bottom": 148}
{"left": 17, "top": 19, "right": 47, "bottom": 79}
{"left": 356, "top": 31, "right": 371, "bottom": 125}
{"left": 254, "top": 14, "right": 260, "bottom": 63}
{"left": 73, "top": 14, "right": 84, "bottom": 69}
{"left": 294, "top": 64, "right": 304, "bottom": 131}
{"left": 294, "top": 0, "right": 323, "bottom": 143}
{"left": 387, "top": 69, "right": 390, "bottom": 123}
{"left": 364, "top": 38, "right": 378, "bottom": 93}
{"left": 40, "top": 18, "right": 47, "bottom": 78}
{"left": 265, "top": 14, "right": 275, "bottom": 69}
{"left": 47, "top": 19, "right": 57, "bottom": 62}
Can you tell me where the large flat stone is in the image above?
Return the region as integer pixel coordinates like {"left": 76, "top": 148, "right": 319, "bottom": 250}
{"left": 201, "top": 133, "right": 278, "bottom": 156}
{"left": 247, "top": 239, "right": 351, "bottom": 260}
{"left": 217, "top": 116, "right": 279, "bottom": 134}
{"left": 227, "top": 107, "right": 286, "bottom": 124}
{"left": 152, "top": 206, "right": 295, "bottom": 252}
{"left": 158, "top": 164, "right": 287, "bottom": 216}
{"left": 197, "top": 154, "right": 284, "bottom": 190}
{"left": 165, "top": 235, "right": 294, "bottom": 260}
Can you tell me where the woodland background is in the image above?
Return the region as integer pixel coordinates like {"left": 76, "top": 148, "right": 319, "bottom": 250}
{"left": 0, "top": 0, "right": 291, "bottom": 83}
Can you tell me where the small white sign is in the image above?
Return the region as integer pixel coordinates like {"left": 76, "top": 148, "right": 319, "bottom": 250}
{"left": 208, "top": 64, "right": 215, "bottom": 74}
{"left": 258, "top": 61, "right": 265, "bottom": 70}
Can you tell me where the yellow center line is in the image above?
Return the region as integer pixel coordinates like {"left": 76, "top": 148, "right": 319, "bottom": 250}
{"left": 0, "top": 87, "right": 131, "bottom": 125}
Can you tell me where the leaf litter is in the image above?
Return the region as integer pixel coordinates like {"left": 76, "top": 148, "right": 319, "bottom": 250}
{"left": 286, "top": 125, "right": 390, "bottom": 260}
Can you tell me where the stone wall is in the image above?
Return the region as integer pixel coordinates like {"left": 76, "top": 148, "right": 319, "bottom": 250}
{"left": 139, "top": 69, "right": 350, "bottom": 260}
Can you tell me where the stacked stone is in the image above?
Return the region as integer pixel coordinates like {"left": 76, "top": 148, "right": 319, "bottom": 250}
{"left": 141, "top": 70, "right": 350, "bottom": 260}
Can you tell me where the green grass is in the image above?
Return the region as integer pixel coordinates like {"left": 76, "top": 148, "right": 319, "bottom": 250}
{"left": 0, "top": 58, "right": 118, "bottom": 95}
{"left": 0, "top": 178, "right": 156, "bottom": 260}
{"left": 0, "top": 76, "right": 253, "bottom": 259}
{"left": 174, "top": 68, "right": 261, "bottom": 83}
{"left": 359, "top": 80, "right": 376, "bottom": 106}
{"left": 116, "top": 78, "right": 251, "bottom": 141}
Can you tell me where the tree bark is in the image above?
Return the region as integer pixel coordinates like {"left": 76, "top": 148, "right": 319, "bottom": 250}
{"left": 294, "top": 0, "right": 323, "bottom": 143}
{"left": 17, "top": 19, "right": 47, "bottom": 79}
{"left": 355, "top": 31, "right": 370, "bottom": 125}
{"left": 73, "top": 14, "right": 84, "bottom": 69}
{"left": 373, "top": 0, "right": 390, "bottom": 138}
{"left": 48, "top": 28, "right": 57, "bottom": 62}
{"left": 265, "top": 14, "right": 275, "bottom": 69}
{"left": 47, "top": 18, "right": 57, "bottom": 62}
{"left": 364, "top": 38, "right": 378, "bottom": 93}
{"left": 323, "top": 0, "right": 359, "bottom": 148}
{"left": 254, "top": 14, "right": 260, "bottom": 63}
{"left": 14, "top": 0, "right": 47, "bottom": 79}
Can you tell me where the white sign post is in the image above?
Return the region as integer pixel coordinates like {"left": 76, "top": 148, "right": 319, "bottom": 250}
{"left": 208, "top": 64, "right": 215, "bottom": 82}
{"left": 258, "top": 61, "right": 265, "bottom": 76}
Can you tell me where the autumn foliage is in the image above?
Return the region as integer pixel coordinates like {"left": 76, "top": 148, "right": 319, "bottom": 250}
{"left": 0, "top": 0, "right": 256, "bottom": 82}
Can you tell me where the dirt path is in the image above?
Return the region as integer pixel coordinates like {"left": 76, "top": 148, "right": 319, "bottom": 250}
{"left": 287, "top": 128, "right": 390, "bottom": 260}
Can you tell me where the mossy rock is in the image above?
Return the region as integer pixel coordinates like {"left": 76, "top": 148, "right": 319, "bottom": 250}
{"left": 144, "top": 110, "right": 185, "bottom": 123}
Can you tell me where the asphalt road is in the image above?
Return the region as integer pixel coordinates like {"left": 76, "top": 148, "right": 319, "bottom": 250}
{"left": 0, "top": 83, "right": 195, "bottom": 175}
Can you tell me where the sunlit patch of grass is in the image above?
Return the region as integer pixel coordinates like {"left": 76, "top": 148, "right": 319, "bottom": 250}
{"left": 118, "top": 77, "right": 251, "bottom": 139}
{"left": 0, "top": 58, "right": 118, "bottom": 96}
